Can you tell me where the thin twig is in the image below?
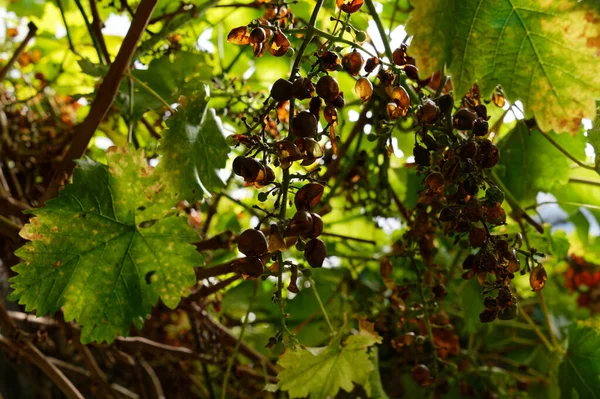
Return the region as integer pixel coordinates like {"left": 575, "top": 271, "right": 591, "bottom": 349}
{"left": 139, "top": 358, "right": 165, "bottom": 399}
{"left": 48, "top": 357, "right": 139, "bottom": 399}
{"left": 43, "top": 0, "right": 159, "bottom": 203}
{"left": 0, "top": 22, "right": 37, "bottom": 82}
{"left": 320, "top": 232, "right": 376, "bottom": 245}
{"left": 538, "top": 130, "right": 595, "bottom": 171}
{"left": 89, "top": 0, "right": 112, "bottom": 63}
{"left": 308, "top": 277, "right": 334, "bottom": 334}
{"left": 0, "top": 305, "right": 84, "bottom": 399}
{"left": 221, "top": 279, "right": 258, "bottom": 399}
{"left": 519, "top": 309, "right": 555, "bottom": 353}
{"left": 569, "top": 177, "right": 600, "bottom": 187}
{"left": 489, "top": 170, "right": 544, "bottom": 234}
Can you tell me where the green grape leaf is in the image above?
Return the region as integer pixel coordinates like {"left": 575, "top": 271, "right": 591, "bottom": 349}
{"left": 559, "top": 320, "right": 600, "bottom": 398}
{"left": 78, "top": 52, "right": 211, "bottom": 121}
{"left": 8, "top": 146, "right": 202, "bottom": 344}
{"left": 496, "top": 121, "right": 586, "bottom": 204}
{"left": 277, "top": 331, "right": 380, "bottom": 399}
{"left": 405, "top": 0, "right": 600, "bottom": 134}
{"left": 155, "top": 88, "right": 229, "bottom": 201}
{"left": 365, "top": 347, "right": 390, "bottom": 399}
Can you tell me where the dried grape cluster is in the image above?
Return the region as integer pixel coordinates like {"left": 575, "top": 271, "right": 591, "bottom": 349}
{"left": 406, "top": 83, "right": 526, "bottom": 323}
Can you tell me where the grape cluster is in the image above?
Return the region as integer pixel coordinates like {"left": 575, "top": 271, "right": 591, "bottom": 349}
{"left": 406, "top": 83, "right": 524, "bottom": 321}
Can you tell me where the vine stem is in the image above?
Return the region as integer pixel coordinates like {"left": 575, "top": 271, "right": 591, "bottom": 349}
{"left": 221, "top": 278, "right": 259, "bottom": 399}
{"left": 43, "top": 0, "right": 159, "bottom": 204}
{"left": 0, "top": 22, "right": 37, "bottom": 82}
{"left": 410, "top": 259, "right": 439, "bottom": 377}
{"left": 519, "top": 309, "right": 555, "bottom": 353}
{"left": 538, "top": 291, "right": 562, "bottom": 351}
{"left": 365, "top": 0, "right": 393, "bottom": 60}
{"left": 308, "top": 277, "right": 334, "bottom": 335}
{"left": 128, "top": 73, "right": 176, "bottom": 113}
{"left": 273, "top": 0, "right": 325, "bottom": 343}
{"left": 489, "top": 170, "right": 544, "bottom": 234}
{"left": 537, "top": 129, "right": 596, "bottom": 171}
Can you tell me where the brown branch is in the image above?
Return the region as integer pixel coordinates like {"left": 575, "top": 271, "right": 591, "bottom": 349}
{"left": 89, "top": 0, "right": 112, "bottom": 64}
{"left": 60, "top": 319, "right": 115, "bottom": 399}
{"left": 569, "top": 177, "right": 600, "bottom": 187}
{"left": 0, "top": 304, "right": 84, "bottom": 399}
{"left": 204, "top": 314, "right": 279, "bottom": 376}
{"left": 42, "top": 0, "right": 159, "bottom": 204}
{"left": 390, "top": 188, "right": 411, "bottom": 222}
{"left": 115, "top": 336, "right": 212, "bottom": 362}
{"left": 140, "top": 116, "right": 161, "bottom": 139}
{"left": 188, "top": 274, "right": 241, "bottom": 302}
{"left": 320, "top": 232, "right": 376, "bottom": 245}
{"left": 0, "top": 22, "right": 38, "bottom": 82}
{"left": 139, "top": 358, "right": 165, "bottom": 399}
{"left": 0, "top": 214, "right": 21, "bottom": 240}
{"left": 194, "top": 230, "right": 234, "bottom": 252}
{"left": 48, "top": 357, "right": 139, "bottom": 399}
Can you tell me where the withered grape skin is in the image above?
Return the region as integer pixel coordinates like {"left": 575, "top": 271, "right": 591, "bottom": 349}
{"left": 291, "top": 111, "right": 318, "bottom": 138}
{"left": 271, "top": 78, "right": 294, "bottom": 102}
{"left": 238, "top": 229, "right": 268, "bottom": 256}
{"left": 304, "top": 238, "right": 326, "bottom": 268}
{"left": 316, "top": 75, "right": 340, "bottom": 103}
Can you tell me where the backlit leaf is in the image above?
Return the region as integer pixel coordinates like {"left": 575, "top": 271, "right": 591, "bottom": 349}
{"left": 155, "top": 87, "right": 229, "bottom": 201}
{"left": 406, "top": 0, "right": 600, "bottom": 134}
{"left": 8, "top": 146, "right": 202, "bottom": 343}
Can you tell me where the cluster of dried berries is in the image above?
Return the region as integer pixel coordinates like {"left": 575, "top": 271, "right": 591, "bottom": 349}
{"left": 235, "top": 229, "right": 268, "bottom": 278}
{"left": 227, "top": 21, "right": 290, "bottom": 58}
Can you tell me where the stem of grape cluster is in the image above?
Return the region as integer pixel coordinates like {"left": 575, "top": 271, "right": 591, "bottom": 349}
{"left": 309, "top": 277, "right": 334, "bottom": 335}
{"left": 221, "top": 279, "right": 258, "bottom": 399}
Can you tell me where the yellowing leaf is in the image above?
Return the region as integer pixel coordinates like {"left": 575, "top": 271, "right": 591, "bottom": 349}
{"left": 276, "top": 332, "right": 379, "bottom": 399}
{"left": 406, "top": 0, "right": 600, "bottom": 134}
{"left": 9, "top": 146, "right": 202, "bottom": 343}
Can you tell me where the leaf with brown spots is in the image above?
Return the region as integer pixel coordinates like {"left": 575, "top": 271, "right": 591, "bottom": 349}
{"left": 8, "top": 146, "right": 203, "bottom": 344}
{"left": 406, "top": 0, "right": 600, "bottom": 134}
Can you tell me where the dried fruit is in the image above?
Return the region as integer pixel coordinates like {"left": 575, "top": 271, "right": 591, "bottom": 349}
{"left": 355, "top": 77, "right": 373, "bottom": 102}
{"left": 271, "top": 78, "right": 294, "bottom": 102}
{"left": 411, "top": 364, "right": 431, "bottom": 387}
{"left": 295, "top": 183, "right": 325, "bottom": 211}
{"left": 391, "top": 86, "right": 410, "bottom": 109}
{"left": 292, "top": 77, "right": 314, "bottom": 100}
{"left": 364, "top": 56, "right": 379, "bottom": 73}
{"left": 269, "top": 29, "right": 290, "bottom": 56}
{"left": 304, "top": 238, "right": 326, "bottom": 268}
{"left": 235, "top": 256, "right": 264, "bottom": 279}
{"left": 291, "top": 111, "right": 318, "bottom": 138}
{"left": 319, "top": 51, "right": 341, "bottom": 71}
{"left": 473, "top": 118, "right": 489, "bottom": 136}
{"left": 416, "top": 98, "right": 438, "bottom": 124}
{"left": 227, "top": 26, "right": 250, "bottom": 45}
{"left": 342, "top": 50, "right": 364, "bottom": 76}
{"left": 238, "top": 229, "right": 268, "bottom": 256}
{"left": 316, "top": 75, "right": 340, "bottom": 103}
{"left": 287, "top": 211, "right": 314, "bottom": 237}
{"left": 336, "top": 0, "right": 364, "bottom": 13}
{"left": 453, "top": 108, "right": 477, "bottom": 130}
{"left": 530, "top": 265, "right": 547, "bottom": 292}
{"left": 249, "top": 27, "right": 266, "bottom": 44}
